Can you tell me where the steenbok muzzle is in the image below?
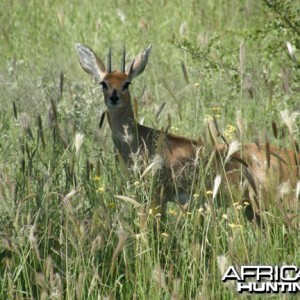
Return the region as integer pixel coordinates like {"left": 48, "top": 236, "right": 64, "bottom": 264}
{"left": 75, "top": 43, "right": 300, "bottom": 224}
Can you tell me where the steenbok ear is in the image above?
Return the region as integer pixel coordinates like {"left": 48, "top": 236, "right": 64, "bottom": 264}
{"left": 75, "top": 43, "right": 107, "bottom": 83}
{"left": 126, "top": 44, "right": 152, "bottom": 81}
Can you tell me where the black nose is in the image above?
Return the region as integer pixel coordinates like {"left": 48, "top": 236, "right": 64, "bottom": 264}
{"left": 110, "top": 90, "right": 119, "bottom": 105}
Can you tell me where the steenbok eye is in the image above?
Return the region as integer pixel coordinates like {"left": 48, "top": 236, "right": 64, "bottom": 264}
{"left": 100, "top": 81, "right": 108, "bottom": 90}
{"left": 122, "top": 82, "right": 131, "bottom": 91}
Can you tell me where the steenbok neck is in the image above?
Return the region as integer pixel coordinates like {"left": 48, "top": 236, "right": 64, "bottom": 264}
{"left": 108, "top": 101, "right": 135, "bottom": 136}
{"left": 107, "top": 100, "right": 139, "bottom": 160}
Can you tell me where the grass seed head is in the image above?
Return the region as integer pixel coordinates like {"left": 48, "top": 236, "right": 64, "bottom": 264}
{"left": 296, "top": 181, "right": 300, "bottom": 199}
{"left": 280, "top": 110, "right": 300, "bottom": 134}
{"left": 225, "top": 141, "right": 240, "bottom": 162}
{"left": 75, "top": 132, "right": 84, "bottom": 156}
{"left": 18, "top": 112, "right": 31, "bottom": 131}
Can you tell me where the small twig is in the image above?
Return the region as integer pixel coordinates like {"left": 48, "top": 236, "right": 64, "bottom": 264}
{"left": 263, "top": 0, "right": 300, "bottom": 37}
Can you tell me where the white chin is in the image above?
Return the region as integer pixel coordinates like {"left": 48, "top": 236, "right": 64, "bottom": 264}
{"left": 107, "top": 103, "right": 123, "bottom": 110}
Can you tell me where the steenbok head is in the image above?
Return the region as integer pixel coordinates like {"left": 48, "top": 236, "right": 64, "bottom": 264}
{"left": 75, "top": 43, "right": 152, "bottom": 111}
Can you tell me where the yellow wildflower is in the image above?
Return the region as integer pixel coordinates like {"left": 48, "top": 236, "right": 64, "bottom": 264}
{"left": 228, "top": 223, "right": 243, "bottom": 229}
{"left": 168, "top": 209, "right": 178, "bottom": 216}
{"left": 243, "top": 201, "right": 250, "bottom": 207}
{"left": 107, "top": 202, "right": 115, "bottom": 209}
{"left": 198, "top": 207, "right": 204, "bottom": 213}
{"left": 183, "top": 212, "right": 192, "bottom": 217}
{"left": 222, "top": 214, "right": 228, "bottom": 220}
{"left": 211, "top": 106, "right": 221, "bottom": 112}
{"left": 233, "top": 202, "right": 243, "bottom": 210}
{"left": 226, "top": 124, "right": 236, "bottom": 132}
{"left": 135, "top": 234, "right": 142, "bottom": 239}
{"left": 224, "top": 124, "right": 237, "bottom": 140}
{"left": 97, "top": 185, "right": 105, "bottom": 193}
{"left": 205, "top": 115, "right": 213, "bottom": 121}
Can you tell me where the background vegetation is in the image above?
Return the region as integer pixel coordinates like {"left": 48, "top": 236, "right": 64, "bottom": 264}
{"left": 0, "top": 0, "right": 299, "bottom": 299}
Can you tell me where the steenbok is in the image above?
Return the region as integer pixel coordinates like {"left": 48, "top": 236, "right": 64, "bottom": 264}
{"left": 75, "top": 43, "right": 300, "bottom": 224}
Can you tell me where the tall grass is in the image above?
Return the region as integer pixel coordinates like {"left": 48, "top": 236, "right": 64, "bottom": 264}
{"left": 0, "top": 0, "right": 299, "bottom": 299}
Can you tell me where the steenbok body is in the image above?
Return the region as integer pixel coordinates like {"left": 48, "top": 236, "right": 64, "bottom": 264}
{"left": 75, "top": 43, "right": 300, "bottom": 223}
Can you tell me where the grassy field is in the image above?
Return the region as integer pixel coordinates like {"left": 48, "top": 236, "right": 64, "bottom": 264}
{"left": 0, "top": 0, "right": 300, "bottom": 299}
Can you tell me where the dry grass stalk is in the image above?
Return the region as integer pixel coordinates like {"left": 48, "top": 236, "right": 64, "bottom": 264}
{"left": 110, "top": 230, "right": 127, "bottom": 274}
